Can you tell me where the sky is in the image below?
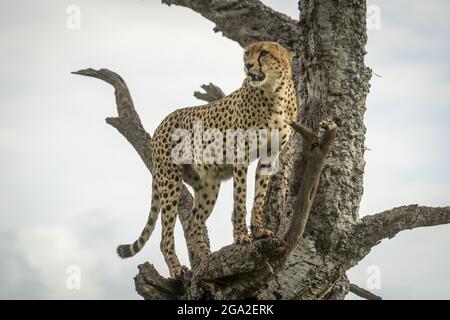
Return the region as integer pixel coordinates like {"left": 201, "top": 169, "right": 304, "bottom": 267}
{"left": 0, "top": 0, "right": 449, "bottom": 299}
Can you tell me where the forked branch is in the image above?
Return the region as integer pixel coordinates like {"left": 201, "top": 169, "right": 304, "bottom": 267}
{"left": 285, "top": 120, "right": 338, "bottom": 254}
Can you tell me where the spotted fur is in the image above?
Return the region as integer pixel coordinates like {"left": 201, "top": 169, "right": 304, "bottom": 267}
{"left": 117, "top": 41, "right": 298, "bottom": 277}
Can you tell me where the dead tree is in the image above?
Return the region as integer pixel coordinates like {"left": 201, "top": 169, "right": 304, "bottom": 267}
{"left": 73, "top": 0, "right": 450, "bottom": 300}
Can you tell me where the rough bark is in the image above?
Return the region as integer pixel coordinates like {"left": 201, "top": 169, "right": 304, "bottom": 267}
{"left": 75, "top": 0, "right": 450, "bottom": 300}
{"left": 258, "top": 0, "right": 373, "bottom": 299}
{"left": 162, "top": 0, "right": 299, "bottom": 50}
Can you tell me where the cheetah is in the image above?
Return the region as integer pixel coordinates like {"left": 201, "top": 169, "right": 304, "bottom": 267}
{"left": 117, "top": 41, "right": 298, "bottom": 277}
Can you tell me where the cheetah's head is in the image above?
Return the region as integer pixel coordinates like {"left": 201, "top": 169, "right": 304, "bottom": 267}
{"left": 243, "top": 41, "right": 295, "bottom": 89}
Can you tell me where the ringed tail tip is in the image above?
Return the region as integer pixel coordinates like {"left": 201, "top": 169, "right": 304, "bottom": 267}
{"left": 117, "top": 244, "right": 134, "bottom": 258}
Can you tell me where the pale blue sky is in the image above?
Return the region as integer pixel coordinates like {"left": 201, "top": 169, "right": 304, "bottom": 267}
{"left": 0, "top": 0, "right": 449, "bottom": 299}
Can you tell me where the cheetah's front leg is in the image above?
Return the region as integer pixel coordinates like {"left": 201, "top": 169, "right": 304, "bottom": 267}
{"left": 250, "top": 158, "right": 276, "bottom": 239}
{"left": 232, "top": 165, "right": 251, "bottom": 244}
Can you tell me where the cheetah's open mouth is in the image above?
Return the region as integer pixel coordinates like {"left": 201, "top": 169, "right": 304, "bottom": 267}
{"left": 247, "top": 72, "right": 266, "bottom": 82}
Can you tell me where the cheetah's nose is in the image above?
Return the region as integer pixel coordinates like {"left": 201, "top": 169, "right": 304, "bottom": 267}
{"left": 245, "top": 63, "right": 254, "bottom": 70}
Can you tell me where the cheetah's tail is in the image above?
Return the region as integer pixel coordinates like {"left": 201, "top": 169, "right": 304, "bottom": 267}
{"left": 116, "top": 180, "right": 160, "bottom": 258}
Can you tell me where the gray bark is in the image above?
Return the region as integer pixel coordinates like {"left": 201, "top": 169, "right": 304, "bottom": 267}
{"left": 258, "top": 0, "right": 374, "bottom": 299}
{"left": 162, "top": 0, "right": 299, "bottom": 49}
{"left": 74, "top": 0, "right": 450, "bottom": 299}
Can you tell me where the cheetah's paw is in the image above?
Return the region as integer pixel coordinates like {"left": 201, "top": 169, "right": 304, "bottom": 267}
{"left": 251, "top": 226, "right": 274, "bottom": 239}
{"left": 171, "top": 265, "right": 190, "bottom": 279}
{"left": 197, "top": 248, "right": 211, "bottom": 262}
{"left": 234, "top": 233, "right": 252, "bottom": 244}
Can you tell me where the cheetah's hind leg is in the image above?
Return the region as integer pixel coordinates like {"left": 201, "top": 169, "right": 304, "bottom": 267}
{"left": 157, "top": 167, "right": 188, "bottom": 278}
{"left": 187, "top": 182, "right": 221, "bottom": 261}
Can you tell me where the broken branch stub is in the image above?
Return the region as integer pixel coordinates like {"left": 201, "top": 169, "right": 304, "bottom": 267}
{"left": 284, "top": 120, "right": 338, "bottom": 255}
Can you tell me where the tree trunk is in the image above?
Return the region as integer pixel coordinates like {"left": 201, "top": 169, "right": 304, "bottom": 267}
{"left": 74, "top": 0, "right": 450, "bottom": 300}
{"left": 258, "top": 0, "right": 372, "bottom": 299}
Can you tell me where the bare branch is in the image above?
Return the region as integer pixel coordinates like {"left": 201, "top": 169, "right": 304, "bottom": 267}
{"left": 356, "top": 205, "right": 450, "bottom": 246}
{"left": 289, "top": 121, "right": 318, "bottom": 147}
{"left": 72, "top": 69, "right": 151, "bottom": 169}
{"left": 162, "top": 0, "right": 299, "bottom": 49}
{"left": 349, "top": 283, "right": 382, "bottom": 300}
{"left": 193, "top": 82, "right": 225, "bottom": 102}
{"left": 338, "top": 204, "right": 450, "bottom": 274}
{"left": 284, "top": 120, "right": 338, "bottom": 254}
{"left": 71, "top": 68, "right": 152, "bottom": 173}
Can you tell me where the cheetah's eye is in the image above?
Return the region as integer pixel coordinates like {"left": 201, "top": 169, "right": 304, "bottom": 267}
{"left": 260, "top": 50, "right": 269, "bottom": 57}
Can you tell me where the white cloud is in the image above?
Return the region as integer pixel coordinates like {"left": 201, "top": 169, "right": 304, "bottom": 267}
{"left": 366, "top": 62, "right": 450, "bottom": 109}
{"left": 16, "top": 225, "right": 104, "bottom": 299}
